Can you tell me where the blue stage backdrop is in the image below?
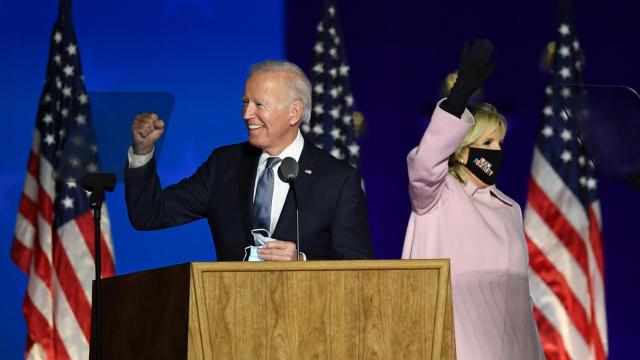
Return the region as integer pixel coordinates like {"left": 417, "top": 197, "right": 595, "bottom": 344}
{"left": 0, "top": 0, "right": 283, "bottom": 357}
{"left": 1, "top": 0, "right": 639, "bottom": 358}
{"left": 285, "top": 0, "right": 640, "bottom": 358}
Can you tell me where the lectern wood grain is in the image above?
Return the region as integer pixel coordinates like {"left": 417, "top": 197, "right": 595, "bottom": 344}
{"left": 95, "top": 260, "right": 455, "bottom": 359}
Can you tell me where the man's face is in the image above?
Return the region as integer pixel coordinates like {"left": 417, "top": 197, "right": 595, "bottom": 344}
{"left": 242, "top": 72, "right": 299, "bottom": 155}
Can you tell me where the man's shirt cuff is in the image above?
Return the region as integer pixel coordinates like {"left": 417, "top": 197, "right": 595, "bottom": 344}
{"left": 128, "top": 146, "right": 154, "bottom": 168}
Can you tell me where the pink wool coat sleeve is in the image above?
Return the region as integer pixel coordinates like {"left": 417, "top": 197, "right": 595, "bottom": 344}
{"left": 407, "top": 103, "right": 474, "bottom": 215}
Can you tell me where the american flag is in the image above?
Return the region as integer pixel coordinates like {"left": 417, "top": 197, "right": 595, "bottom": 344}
{"left": 524, "top": 0, "right": 607, "bottom": 359}
{"left": 302, "top": 0, "right": 361, "bottom": 167}
{"left": 10, "top": 1, "right": 115, "bottom": 359}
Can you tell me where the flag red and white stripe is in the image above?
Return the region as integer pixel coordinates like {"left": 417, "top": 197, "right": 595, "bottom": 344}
{"left": 12, "top": 133, "right": 115, "bottom": 359}
{"left": 526, "top": 149, "right": 607, "bottom": 360}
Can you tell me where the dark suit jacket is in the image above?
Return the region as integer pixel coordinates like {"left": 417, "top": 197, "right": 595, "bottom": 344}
{"left": 125, "top": 139, "right": 374, "bottom": 260}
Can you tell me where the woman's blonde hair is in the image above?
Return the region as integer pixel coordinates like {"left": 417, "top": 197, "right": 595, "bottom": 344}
{"left": 448, "top": 104, "right": 507, "bottom": 184}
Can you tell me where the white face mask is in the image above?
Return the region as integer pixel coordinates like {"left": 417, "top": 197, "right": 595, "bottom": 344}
{"left": 244, "top": 229, "right": 275, "bottom": 261}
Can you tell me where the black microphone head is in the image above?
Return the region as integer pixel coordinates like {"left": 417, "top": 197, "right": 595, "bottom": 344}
{"left": 81, "top": 172, "right": 116, "bottom": 192}
{"left": 278, "top": 157, "right": 299, "bottom": 183}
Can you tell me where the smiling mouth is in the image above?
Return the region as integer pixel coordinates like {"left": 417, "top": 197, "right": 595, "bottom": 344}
{"left": 247, "top": 124, "right": 264, "bottom": 130}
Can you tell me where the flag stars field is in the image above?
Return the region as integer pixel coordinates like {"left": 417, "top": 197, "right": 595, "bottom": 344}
{"left": 66, "top": 178, "right": 77, "bottom": 189}
{"left": 559, "top": 110, "right": 569, "bottom": 121}
{"left": 344, "top": 95, "right": 353, "bottom": 107}
{"left": 66, "top": 43, "right": 76, "bottom": 56}
{"left": 348, "top": 143, "right": 359, "bottom": 156}
{"left": 560, "top": 149, "right": 572, "bottom": 163}
{"left": 573, "top": 40, "right": 580, "bottom": 50}
{"left": 63, "top": 65, "right": 74, "bottom": 77}
{"left": 301, "top": 0, "right": 361, "bottom": 167}
{"left": 559, "top": 23, "right": 570, "bottom": 36}
{"left": 331, "top": 128, "right": 341, "bottom": 140}
{"left": 329, "top": 107, "right": 340, "bottom": 119}
{"left": 68, "top": 156, "right": 80, "bottom": 167}
{"left": 61, "top": 196, "right": 74, "bottom": 209}
{"left": 330, "top": 147, "right": 341, "bottom": 159}
{"left": 43, "top": 113, "right": 53, "bottom": 125}
{"left": 44, "top": 133, "right": 56, "bottom": 145}
{"left": 578, "top": 155, "right": 586, "bottom": 166}
{"left": 71, "top": 135, "right": 83, "bottom": 146}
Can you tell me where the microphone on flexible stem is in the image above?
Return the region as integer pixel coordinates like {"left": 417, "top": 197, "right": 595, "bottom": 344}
{"left": 81, "top": 172, "right": 115, "bottom": 360}
{"left": 278, "top": 157, "right": 301, "bottom": 261}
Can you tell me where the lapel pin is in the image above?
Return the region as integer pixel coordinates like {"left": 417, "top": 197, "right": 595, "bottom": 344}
{"left": 304, "top": 169, "right": 312, "bottom": 175}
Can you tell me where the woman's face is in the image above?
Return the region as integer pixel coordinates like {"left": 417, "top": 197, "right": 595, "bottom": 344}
{"left": 460, "top": 125, "right": 504, "bottom": 188}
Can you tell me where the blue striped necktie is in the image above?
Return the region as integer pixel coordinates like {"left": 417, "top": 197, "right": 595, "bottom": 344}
{"left": 252, "top": 156, "right": 282, "bottom": 233}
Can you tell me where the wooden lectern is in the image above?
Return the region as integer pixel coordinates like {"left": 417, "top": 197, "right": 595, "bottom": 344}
{"left": 93, "top": 260, "right": 455, "bottom": 359}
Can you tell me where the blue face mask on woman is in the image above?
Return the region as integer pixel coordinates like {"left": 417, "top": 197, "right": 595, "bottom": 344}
{"left": 464, "top": 147, "right": 503, "bottom": 185}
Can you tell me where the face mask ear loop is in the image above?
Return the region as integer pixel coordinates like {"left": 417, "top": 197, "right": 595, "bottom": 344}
{"left": 251, "top": 228, "right": 271, "bottom": 237}
{"left": 243, "top": 246, "right": 251, "bottom": 261}
{"left": 251, "top": 228, "right": 271, "bottom": 246}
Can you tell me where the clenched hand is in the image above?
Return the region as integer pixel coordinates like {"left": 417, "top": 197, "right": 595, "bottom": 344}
{"left": 131, "top": 113, "right": 165, "bottom": 155}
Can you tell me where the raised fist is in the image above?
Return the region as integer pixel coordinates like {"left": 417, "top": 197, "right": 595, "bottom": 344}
{"left": 131, "top": 113, "right": 165, "bottom": 155}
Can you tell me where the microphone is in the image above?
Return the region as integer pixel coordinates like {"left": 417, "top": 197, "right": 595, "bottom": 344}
{"left": 278, "top": 157, "right": 299, "bottom": 182}
{"left": 278, "top": 157, "right": 301, "bottom": 261}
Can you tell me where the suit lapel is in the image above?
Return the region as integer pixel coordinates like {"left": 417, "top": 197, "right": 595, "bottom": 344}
{"left": 273, "top": 140, "right": 319, "bottom": 243}
{"left": 238, "top": 143, "right": 261, "bottom": 246}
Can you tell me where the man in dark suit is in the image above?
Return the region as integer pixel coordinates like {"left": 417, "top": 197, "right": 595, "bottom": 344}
{"left": 125, "top": 60, "right": 374, "bottom": 261}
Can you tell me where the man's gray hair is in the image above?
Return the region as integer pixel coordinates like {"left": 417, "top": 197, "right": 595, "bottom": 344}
{"left": 250, "top": 60, "right": 312, "bottom": 123}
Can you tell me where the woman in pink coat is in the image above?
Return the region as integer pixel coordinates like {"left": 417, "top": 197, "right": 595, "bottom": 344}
{"left": 402, "top": 39, "right": 545, "bottom": 359}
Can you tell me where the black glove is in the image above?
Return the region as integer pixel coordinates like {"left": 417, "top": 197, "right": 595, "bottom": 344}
{"left": 440, "top": 39, "right": 496, "bottom": 118}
